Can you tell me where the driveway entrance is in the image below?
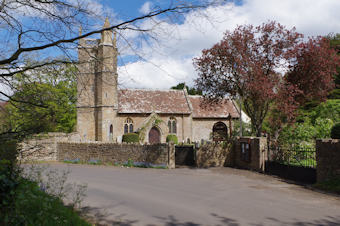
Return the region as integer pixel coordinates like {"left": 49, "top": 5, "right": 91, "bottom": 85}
{"left": 45, "top": 164, "right": 340, "bottom": 226}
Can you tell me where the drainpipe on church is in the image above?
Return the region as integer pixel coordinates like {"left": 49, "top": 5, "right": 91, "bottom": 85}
{"left": 239, "top": 100, "right": 242, "bottom": 137}
{"left": 231, "top": 97, "right": 243, "bottom": 137}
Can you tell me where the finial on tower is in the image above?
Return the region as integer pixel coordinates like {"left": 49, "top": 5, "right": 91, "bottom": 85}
{"left": 78, "top": 25, "right": 85, "bottom": 46}
{"left": 103, "top": 17, "right": 110, "bottom": 28}
{"left": 79, "top": 25, "right": 82, "bottom": 36}
{"left": 100, "top": 17, "right": 113, "bottom": 45}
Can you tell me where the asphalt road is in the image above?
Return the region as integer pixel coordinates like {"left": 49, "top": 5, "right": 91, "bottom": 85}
{"left": 45, "top": 164, "right": 340, "bottom": 226}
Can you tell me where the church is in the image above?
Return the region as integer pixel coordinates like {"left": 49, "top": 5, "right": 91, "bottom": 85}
{"left": 76, "top": 19, "right": 239, "bottom": 144}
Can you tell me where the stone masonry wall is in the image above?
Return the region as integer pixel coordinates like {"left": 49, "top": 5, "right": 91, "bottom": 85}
{"left": 233, "top": 137, "right": 267, "bottom": 172}
{"left": 196, "top": 142, "right": 233, "bottom": 168}
{"left": 57, "top": 142, "right": 170, "bottom": 166}
{"left": 316, "top": 139, "right": 340, "bottom": 183}
{"left": 18, "top": 132, "right": 81, "bottom": 161}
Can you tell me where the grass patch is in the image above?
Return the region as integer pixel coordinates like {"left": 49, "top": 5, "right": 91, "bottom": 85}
{"left": 314, "top": 177, "right": 340, "bottom": 194}
{"left": 116, "top": 160, "right": 167, "bottom": 169}
{"left": 2, "top": 179, "right": 90, "bottom": 225}
{"left": 282, "top": 159, "right": 316, "bottom": 168}
{"left": 63, "top": 158, "right": 82, "bottom": 164}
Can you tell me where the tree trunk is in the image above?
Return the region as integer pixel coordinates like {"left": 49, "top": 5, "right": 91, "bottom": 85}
{"left": 255, "top": 124, "right": 262, "bottom": 137}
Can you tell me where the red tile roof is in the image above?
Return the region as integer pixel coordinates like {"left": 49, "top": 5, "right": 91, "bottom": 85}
{"left": 118, "top": 89, "right": 191, "bottom": 114}
{"left": 188, "top": 95, "right": 239, "bottom": 118}
{"left": 117, "top": 89, "right": 239, "bottom": 118}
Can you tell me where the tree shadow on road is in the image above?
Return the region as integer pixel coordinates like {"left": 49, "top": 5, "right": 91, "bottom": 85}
{"left": 80, "top": 206, "right": 139, "bottom": 226}
{"left": 79, "top": 207, "right": 340, "bottom": 226}
{"left": 257, "top": 216, "right": 340, "bottom": 226}
{"left": 151, "top": 215, "right": 201, "bottom": 226}
{"left": 152, "top": 214, "right": 340, "bottom": 226}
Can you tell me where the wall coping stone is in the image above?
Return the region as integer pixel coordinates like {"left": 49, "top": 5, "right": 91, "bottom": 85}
{"left": 316, "top": 139, "right": 340, "bottom": 143}
{"left": 57, "top": 142, "right": 168, "bottom": 146}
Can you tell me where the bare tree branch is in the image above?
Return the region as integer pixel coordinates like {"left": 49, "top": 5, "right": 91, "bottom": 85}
{"left": 0, "top": 3, "right": 205, "bottom": 66}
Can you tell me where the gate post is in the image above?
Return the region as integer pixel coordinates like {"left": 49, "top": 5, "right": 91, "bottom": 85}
{"left": 234, "top": 137, "right": 268, "bottom": 172}
{"left": 316, "top": 139, "right": 340, "bottom": 183}
{"left": 168, "top": 142, "right": 175, "bottom": 169}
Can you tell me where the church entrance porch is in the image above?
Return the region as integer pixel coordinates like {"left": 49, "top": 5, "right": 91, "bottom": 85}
{"left": 149, "top": 127, "right": 161, "bottom": 144}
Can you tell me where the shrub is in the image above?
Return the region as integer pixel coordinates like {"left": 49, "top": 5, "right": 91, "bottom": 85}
{"left": 122, "top": 133, "right": 139, "bottom": 143}
{"left": 123, "top": 159, "right": 134, "bottom": 167}
{"left": 166, "top": 134, "right": 178, "bottom": 144}
{"left": 331, "top": 123, "right": 340, "bottom": 139}
{"left": 1, "top": 179, "right": 90, "bottom": 225}
{"left": 0, "top": 140, "right": 18, "bottom": 162}
{"left": 0, "top": 159, "right": 20, "bottom": 217}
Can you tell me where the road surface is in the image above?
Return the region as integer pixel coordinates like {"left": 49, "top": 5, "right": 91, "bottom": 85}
{"left": 44, "top": 164, "right": 340, "bottom": 225}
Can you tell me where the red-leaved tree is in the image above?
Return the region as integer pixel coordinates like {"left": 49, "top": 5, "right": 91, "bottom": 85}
{"left": 194, "top": 21, "right": 339, "bottom": 137}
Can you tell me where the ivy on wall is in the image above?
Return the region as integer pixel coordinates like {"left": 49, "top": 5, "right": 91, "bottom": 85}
{"left": 137, "top": 113, "right": 164, "bottom": 143}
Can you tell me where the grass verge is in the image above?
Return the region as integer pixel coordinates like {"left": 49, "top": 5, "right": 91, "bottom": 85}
{"left": 314, "top": 177, "right": 340, "bottom": 195}
{"left": 2, "top": 178, "right": 90, "bottom": 225}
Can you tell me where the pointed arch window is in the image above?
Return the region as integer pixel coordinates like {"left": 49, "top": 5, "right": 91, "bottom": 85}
{"left": 168, "top": 117, "right": 177, "bottom": 134}
{"left": 124, "top": 118, "right": 133, "bottom": 134}
{"left": 109, "top": 124, "right": 113, "bottom": 141}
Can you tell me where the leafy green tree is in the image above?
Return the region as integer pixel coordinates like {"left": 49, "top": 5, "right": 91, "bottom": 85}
{"left": 278, "top": 119, "right": 316, "bottom": 148}
{"left": 314, "top": 118, "right": 334, "bottom": 139}
{"left": 194, "top": 22, "right": 339, "bottom": 137}
{"left": 328, "top": 33, "right": 340, "bottom": 99}
{"left": 171, "top": 83, "right": 202, "bottom": 95}
{"left": 5, "top": 64, "right": 77, "bottom": 134}
{"left": 231, "top": 120, "right": 253, "bottom": 138}
{"left": 308, "top": 99, "right": 340, "bottom": 124}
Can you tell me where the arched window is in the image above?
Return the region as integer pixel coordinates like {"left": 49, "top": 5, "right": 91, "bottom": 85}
{"left": 109, "top": 124, "right": 113, "bottom": 141}
{"left": 212, "top": 122, "right": 228, "bottom": 141}
{"left": 124, "top": 118, "right": 134, "bottom": 134}
{"left": 168, "top": 117, "right": 177, "bottom": 134}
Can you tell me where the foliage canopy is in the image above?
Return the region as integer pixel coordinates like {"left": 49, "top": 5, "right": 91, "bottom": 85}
{"left": 5, "top": 64, "right": 77, "bottom": 134}
{"left": 194, "top": 21, "right": 339, "bottom": 137}
{"left": 171, "top": 83, "right": 202, "bottom": 95}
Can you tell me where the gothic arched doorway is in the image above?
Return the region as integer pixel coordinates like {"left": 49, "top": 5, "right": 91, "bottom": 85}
{"left": 149, "top": 127, "right": 161, "bottom": 144}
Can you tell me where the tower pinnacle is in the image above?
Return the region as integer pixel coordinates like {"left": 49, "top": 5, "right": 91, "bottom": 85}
{"left": 103, "top": 17, "right": 110, "bottom": 28}
{"left": 100, "top": 18, "right": 113, "bottom": 45}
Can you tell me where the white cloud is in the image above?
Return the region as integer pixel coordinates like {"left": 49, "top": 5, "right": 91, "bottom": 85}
{"left": 118, "top": 0, "right": 340, "bottom": 90}
{"left": 118, "top": 58, "right": 195, "bottom": 89}
{"left": 139, "top": 1, "right": 152, "bottom": 14}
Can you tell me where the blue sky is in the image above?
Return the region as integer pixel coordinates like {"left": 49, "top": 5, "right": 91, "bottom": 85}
{"left": 100, "top": 0, "right": 163, "bottom": 18}
{"left": 1, "top": 0, "right": 340, "bottom": 95}
{"left": 109, "top": 0, "right": 340, "bottom": 90}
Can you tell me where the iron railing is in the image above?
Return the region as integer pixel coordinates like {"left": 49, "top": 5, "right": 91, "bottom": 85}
{"left": 268, "top": 146, "right": 316, "bottom": 168}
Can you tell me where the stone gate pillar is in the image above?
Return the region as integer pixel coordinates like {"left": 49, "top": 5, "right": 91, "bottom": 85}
{"left": 168, "top": 142, "right": 175, "bottom": 169}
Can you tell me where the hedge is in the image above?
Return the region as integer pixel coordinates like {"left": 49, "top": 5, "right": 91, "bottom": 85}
{"left": 331, "top": 123, "right": 340, "bottom": 139}
{"left": 166, "top": 134, "right": 178, "bottom": 144}
{"left": 122, "top": 133, "right": 139, "bottom": 143}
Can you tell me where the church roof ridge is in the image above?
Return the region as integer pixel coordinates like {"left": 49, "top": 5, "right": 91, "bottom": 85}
{"left": 119, "top": 88, "right": 184, "bottom": 92}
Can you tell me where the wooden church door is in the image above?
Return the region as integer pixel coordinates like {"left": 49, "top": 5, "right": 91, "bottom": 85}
{"left": 149, "top": 127, "right": 161, "bottom": 144}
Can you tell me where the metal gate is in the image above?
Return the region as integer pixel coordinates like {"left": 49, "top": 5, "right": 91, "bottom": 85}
{"left": 265, "top": 146, "right": 316, "bottom": 184}
{"left": 175, "top": 145, "right": 195, "bottom": 167}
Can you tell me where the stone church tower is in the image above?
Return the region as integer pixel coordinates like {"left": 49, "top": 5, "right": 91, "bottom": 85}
{"left": 77, "top": 19, "right": 118, "bottom": 141}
